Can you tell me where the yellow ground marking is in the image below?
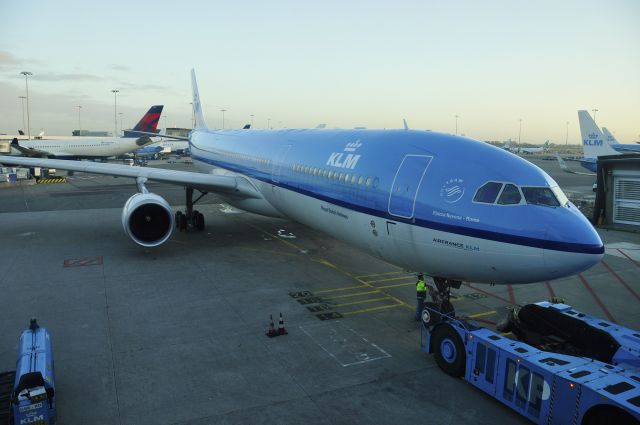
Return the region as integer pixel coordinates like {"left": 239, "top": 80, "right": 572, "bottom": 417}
{"left": 322, "top": 290, "right": 381, "bottom": 300}
{"left": 240, "top": 247, "right": 302, "bottom": 258}
{"left": 375, "top": 282, "right": 416, "bottom": 290}
{"left": 362, "top": 275, "right": 414, "bottom": 284}
{"left": 342, "top": 303, "right": 404, "bottom": 316}
{"left": 355, "top": 271, "right": 404, "bottom": 279}
{"left": 332, "top": 296, "right": 393, "bottom": 308}
{"left": 314, "top": 285, "right": 367, "bottom": 294}
{"left": 235, "top": 217, "right": 413, "bottom": 311}
{"left": 467, "top": 310, "right": 497, "bottom": 318}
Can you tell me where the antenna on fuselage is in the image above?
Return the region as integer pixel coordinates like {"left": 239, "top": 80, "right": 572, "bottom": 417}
{"left": 190, "top": 69, "right": 208, "bottom": 131}
{"left": 403, "top": 119, "right": 409, "bottom": 130}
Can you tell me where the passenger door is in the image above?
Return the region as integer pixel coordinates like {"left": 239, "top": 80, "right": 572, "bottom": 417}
{"left": 388, "top": 155, "right": 433, "bottom": 219}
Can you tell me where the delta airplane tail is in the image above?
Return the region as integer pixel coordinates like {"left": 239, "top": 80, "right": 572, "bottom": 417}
{"left": 578, "top": 110, "right": 618, "bottom": 158}
{"left": 190, "top": 69, "right": 208, "bottom": 130}
{"left": 122, "top": 106, "right": 164, "bottom": 138}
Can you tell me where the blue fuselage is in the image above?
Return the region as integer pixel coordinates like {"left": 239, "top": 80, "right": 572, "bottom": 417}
{"left": 189, "top": 128, "right": 603, "bottom": 284}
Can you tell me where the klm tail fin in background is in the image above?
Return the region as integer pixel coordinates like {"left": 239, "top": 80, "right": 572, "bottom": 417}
{"left": 191, "top": 69, "right": 208, "bottom": 130}
{"left": 578, "top": 110, "right": 618, "bottom": 158}
{"left": 602, "top": 127, "right": 619, "bottom": 144}
{"left": 123, "top": 105, "right": 164, "bottom": 138}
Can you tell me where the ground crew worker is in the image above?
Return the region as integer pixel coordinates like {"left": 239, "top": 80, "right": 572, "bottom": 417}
{"left": 415, "top": 273, "right": 427, "bottom": 321}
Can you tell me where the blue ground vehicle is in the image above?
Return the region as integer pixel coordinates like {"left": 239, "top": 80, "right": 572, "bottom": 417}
{"left": 422, "top": 301, "right": 640, "bottom": 424}
{"left": 0, "top": 319, "right": 56, "bottom": 425}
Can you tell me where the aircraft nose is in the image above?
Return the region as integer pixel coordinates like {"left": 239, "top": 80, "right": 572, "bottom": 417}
{"left": 543, "top": 208, "right": 604, "bottom": 279}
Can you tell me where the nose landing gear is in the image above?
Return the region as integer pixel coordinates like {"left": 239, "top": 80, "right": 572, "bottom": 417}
{"left": 421, "top": 277, "right": 461, "bottom": 328}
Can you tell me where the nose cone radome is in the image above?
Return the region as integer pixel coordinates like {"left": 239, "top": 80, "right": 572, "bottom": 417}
{"left": 543, "top": 204, "right": 604, "bottom": 279}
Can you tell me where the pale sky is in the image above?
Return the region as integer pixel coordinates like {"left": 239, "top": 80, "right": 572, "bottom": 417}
{"left": 1, "top": 0, "right": 638, "bottom": 143}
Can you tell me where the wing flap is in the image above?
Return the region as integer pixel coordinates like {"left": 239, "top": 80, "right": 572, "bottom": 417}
{"left": 0, "top": 155, "right": 261, "bottom": 198}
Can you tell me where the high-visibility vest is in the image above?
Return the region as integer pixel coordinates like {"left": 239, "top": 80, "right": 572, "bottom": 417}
{"left": 416, "top": 280, "right": 426, "bottom": 292}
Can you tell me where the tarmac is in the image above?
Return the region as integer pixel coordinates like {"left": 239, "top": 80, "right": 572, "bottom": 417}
{"left": 0, "top": 156, "right": 639, "bottom": 425}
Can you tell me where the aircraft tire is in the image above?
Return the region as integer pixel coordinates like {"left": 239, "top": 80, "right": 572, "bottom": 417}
{"left": 178, "top": 213, "right": 187, "bottom": 232}
{"left": 195, "top": 212, "right": 205, "bottom": 231}
{"left": 432, "top": 324, "right": 466, "bottom": 377}
{"left": 175, "top": 211, "right": 183, "bottom": 228}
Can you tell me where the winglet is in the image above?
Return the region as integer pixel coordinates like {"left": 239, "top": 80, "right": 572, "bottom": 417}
{"left": 403, "top": 119, "right": 409, "bottom": 130}
{"left": 555, "top": 153, "right": 569, "bottom": 171}
{"left": 191, "top": 69, "right": 208, "bottom": 130}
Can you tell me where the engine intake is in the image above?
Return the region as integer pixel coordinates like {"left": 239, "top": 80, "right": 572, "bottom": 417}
{"left": 122, "top": 193, "right": 174, "bottom": 247}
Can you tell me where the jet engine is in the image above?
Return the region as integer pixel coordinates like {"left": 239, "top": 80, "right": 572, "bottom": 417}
{"left": 121, "top": 193, "right": 174, "bottom": 247}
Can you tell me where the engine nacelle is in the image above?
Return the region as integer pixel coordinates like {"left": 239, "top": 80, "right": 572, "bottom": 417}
{"left": 122, "top": 193, "right": 174, "bottom": 247}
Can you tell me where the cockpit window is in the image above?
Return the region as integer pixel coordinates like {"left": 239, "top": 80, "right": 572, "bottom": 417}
{"left": 497, "top": 184, "right": 522, "bottom": 205}
{"left": 521, "top": 187, "right": 561, "bottom": 207}
{"left": 473, "top": 182, "right": 503, "bottom": 203}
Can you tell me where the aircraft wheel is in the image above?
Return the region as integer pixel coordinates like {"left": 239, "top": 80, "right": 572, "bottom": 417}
{"left": 178, "top": 213, "right": 187, "bottom": 232}
{"left": 175, "top": 211, "right": 183, "bottom": 228}
{"left": 421, "top": 302, "right": 441, "bottom": 328}
{"left": 432, "top": 324, "right": 466, "bottom": 377}
{"left": 195, "top": 212, "right": 205, "bottom": 231}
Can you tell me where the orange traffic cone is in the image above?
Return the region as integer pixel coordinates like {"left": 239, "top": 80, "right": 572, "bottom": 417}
{"left": 278, "top": 313, "right": 288, "bottom": 335}
{"left": 266, "top": 315, "right": 278, "bottom": 338}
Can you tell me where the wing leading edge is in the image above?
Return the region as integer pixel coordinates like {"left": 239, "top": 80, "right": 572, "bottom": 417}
{"left": 0, "top": 155, "right": 261, "bottom": 199}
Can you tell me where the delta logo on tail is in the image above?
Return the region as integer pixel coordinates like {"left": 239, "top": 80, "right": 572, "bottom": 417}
{"left": 124, "top": 105, "right": 163, "bottom": 137}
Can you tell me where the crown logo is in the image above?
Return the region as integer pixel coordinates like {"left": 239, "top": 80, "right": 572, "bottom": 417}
{"left": 344, "top": 140, "right": 363, "bottom": 152}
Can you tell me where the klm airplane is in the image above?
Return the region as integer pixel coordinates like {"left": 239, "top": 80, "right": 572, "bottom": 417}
{"left": 0, "top": 71, "right": 604, "bottom": 317}
{"left": 561, "top": 110, "right": 640, "bottom": 175}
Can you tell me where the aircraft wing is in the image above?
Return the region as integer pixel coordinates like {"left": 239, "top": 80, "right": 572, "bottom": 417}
{"left": 11, "top": 144, "right": 51, "bottom": 157}
{"left": 555, "top": 153, "right": 595, "bottom": 176}
{"left": 0, "top": 155, "right": 261, "bottom": 199}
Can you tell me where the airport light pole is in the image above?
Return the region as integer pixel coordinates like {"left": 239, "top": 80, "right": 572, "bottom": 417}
{"left": 565, "top": 121, "right": 569, "bottom": 145}
{"left": 76, "top": 105, "right": 82, "bottom": 136}
{"left": 119, "top": 112, "right": 123, "bottom": 133}
{"left": 454, "top": 114, "right": 459, "bottom": 135}
{"left": 592, "top": 108, "right": 599, "bottom": 123}
{"left": 518, "top": 118, "right": 523, "bottom": 145}
{"left": 18, "top": 96, "right": 26, "bottom": 136}
{"left": 250, "top": 114, "right": 254, "bottom": 128}
{"left": 111, "top": 89, "right": 119, "bottom": 137}
{"left": 267, "top": 118, "right": 271, "bottom": 129}
{"left": 20, "top": 71, "right": 33, "bottom": 140}
{"left": 220, "top": 109, "right": 227, "bottom": 129}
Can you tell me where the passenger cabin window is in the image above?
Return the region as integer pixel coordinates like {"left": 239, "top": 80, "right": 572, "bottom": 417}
{"left": 474, "top": 182, "right": 503, "bottom": 203}
{"left": 521, "top": 187, "right": 561, "bottom": 207}
{"left": 497, "top": 184, "right": 522, "bottom": 205}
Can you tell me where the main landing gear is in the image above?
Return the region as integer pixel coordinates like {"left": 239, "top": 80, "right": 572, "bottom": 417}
{"left": 175, "top": 187, "right": 208, "bottom": 232}
{"left": 421, "top": 277, "right": 462, "bottom": 328}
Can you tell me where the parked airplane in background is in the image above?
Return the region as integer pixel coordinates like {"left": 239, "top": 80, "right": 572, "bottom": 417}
{"left": 557, "top": 110, "right": 637, "bottom": 175}
{"left": 502, "top": 140, "right": 549, "bottom": 154}
{"left": 603, "top": 127, "right": 640, "bottom": 154}
{"left": 0, "top": 71, "right": 604, "bottom": 320}
{"left": 519, "top": 141, "right": 550, "bottom": 154}
{"left": 9, "top": 105, "right": 163, "bottom": 159}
